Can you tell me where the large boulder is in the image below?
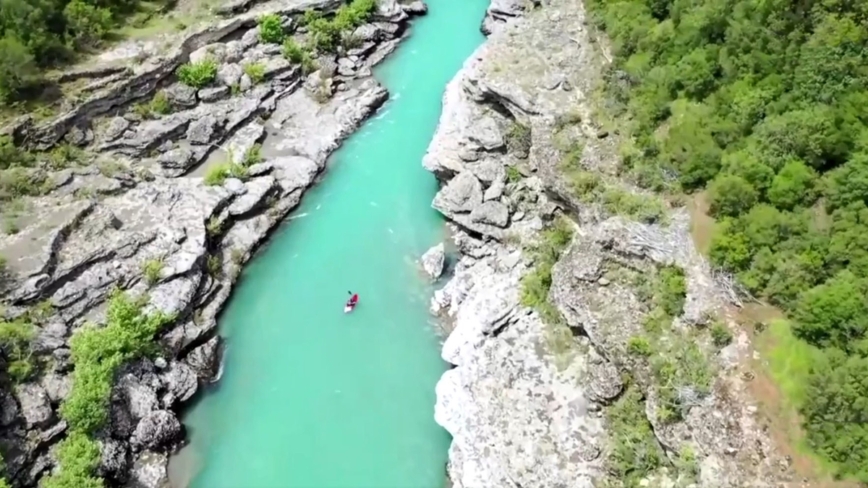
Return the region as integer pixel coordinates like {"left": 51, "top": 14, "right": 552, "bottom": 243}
{"left": 14, "top": 383, "right": 53, "bottom": 429}
{"left": 186, "top": 336, "right": 220, "bottom": 380}
{"left": 432, "top": 171, "right": 483, "bottom": 214}
{"left": 130, "top": 410, "right": 182, "bottom": 451}
{"left": 129, "top": 451, "right": 169, "bottom": 488}
{"left": 421, "top": 243, "right": 446, "bottom": 279}
{"left": 160, "top": 361, "right": 198, "bottom": 407}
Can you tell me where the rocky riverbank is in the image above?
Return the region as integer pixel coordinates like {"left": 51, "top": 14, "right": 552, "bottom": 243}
{"left": 0, "top": 0, "right": 425, "bottom": 486}
{"left": 424, "top": 0, "right": 800, "bottom": 486}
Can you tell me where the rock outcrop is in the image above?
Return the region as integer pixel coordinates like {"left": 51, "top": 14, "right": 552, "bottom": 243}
{"left": 425, "top": 0, "right": 794, "bottom": 486}
{"left": 0, "top": 0, "right": 426, "bottom": 485}
{"left": 420, "top": 243, "right": 446, "bottom": 280}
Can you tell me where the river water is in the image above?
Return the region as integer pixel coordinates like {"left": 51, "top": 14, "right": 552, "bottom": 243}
{"left": 175, "top": 1, "right": 488, "bottom": 486}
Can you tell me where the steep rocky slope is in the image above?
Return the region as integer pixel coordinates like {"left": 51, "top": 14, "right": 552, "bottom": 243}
{"left": 0, "top": 0, "right": 424, "bottom": 485}
{"left": 424, "top": 0, "right": 801, "bottom": 486}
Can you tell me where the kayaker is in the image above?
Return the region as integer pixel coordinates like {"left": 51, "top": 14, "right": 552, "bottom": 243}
{"left": 347, "top": 291, "right": 359, "bottom": 307}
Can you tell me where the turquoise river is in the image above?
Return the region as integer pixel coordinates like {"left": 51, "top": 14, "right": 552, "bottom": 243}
{"left": 177, "top": 1, "right": 489, "bottom": 486}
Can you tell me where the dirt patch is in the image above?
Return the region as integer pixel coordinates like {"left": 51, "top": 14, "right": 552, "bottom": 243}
{"left": 687, "top": 191, "right": 714, "bottom": 255}
{"left": 725, "top": 304, "right": 859, "bottom": 487}
{"left": 685, "top": 190, "right": 856, "bottom": 487}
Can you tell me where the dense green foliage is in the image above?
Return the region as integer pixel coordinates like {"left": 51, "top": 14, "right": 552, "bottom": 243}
{"left": 0, "top": 319, "right": 36, "bottom": 382}
{"left": 303, "top": 0, "right": 377, "bottom": 53}
{"left": 587, "top": 0, "right": 868, "bottom": 478}
{"left": 605, "top": 385, "right": 664, "bottom": 487}
{"left": 243, "top": 62, "right": 266, "bottom": 85}
{"left": 519, "top": 217, "right": 573, "bottom": 324}
{"left": 176, "top": 59, "right": 217, "bottom": 89}
{"left": 257, "top": 14, "right": 285, "bottom": 44}
{"left": 282, "top": 38, "right": 316, "bottom": 74}
{"left": 41, "top": 431, "right": 103, "bottom": 488}
{"left": 60, "top": 290, "right": 172, "bottom": 434}
{"left": 43, "top": 291, "right": 171, "bottom": 487}
{"left": 0, "top": 0, "right": 168, "bottom": 103}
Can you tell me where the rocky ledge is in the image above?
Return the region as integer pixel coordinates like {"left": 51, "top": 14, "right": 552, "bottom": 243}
{"left": 0, "top": 0, "right": 425, "bottom": 486}
{"left": 424, "top": 0, "right": 797, "bottom": 486}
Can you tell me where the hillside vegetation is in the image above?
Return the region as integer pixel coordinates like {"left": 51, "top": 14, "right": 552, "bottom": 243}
{"left": 0, "top": 0, "right": 174, "bottom": 105}
{"left": 585, "top": 0, "right": 868, "bottom": 481}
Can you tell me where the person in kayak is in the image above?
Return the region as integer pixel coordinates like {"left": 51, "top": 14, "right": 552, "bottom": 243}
{"left": 347, "top": 291, "right": 359, "bottom": 308}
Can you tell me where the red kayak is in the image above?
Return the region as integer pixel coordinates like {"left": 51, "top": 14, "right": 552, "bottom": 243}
{"left": 345, "top": 294, "right": 359, "bottom": 313}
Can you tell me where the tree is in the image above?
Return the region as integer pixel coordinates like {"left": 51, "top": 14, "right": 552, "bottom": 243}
{"left": 63, "top": 0, "right": 113, "bottom": 49}
{"left": 825, "top": 152, "right": 868, "bottom": 211}
{"left": 802, "top": 349, "right": 868, "bottom": 482}
{"left": 792, "top": 270, "right": 868, "bottom": 351}
{"left": 0, "top": 35, "right": 36, "bottom": 102}
{"left": 707, "top": 174, "right": 757, "bottom": 217}
{"left": 767, "top": 159, "right": 818, "bottom": 210}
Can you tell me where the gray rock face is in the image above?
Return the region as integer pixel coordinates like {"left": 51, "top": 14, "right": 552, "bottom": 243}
{"left": 0, "top": 6, "right": 419, "bottom": 485}
{"left": 217, "top": 63, "right": 243, "bottom": 87}
{"left": 102, "top": 117, "right": 130, "bottom": 142}
{"left": 129, "top": 451, "right": 168, "bottom": 488}
{"left": 198, "top": 86, "right": 230, "bottom": 103}
{"left": 422, "top": 0, "right": 791, "bottom": 484}
{"left": 432, "top": 171, "right": 483, "bottom": 214}
{"left": 469, "top": 200, "right": 509, "bottom": 227}
{"left": 186, "top": 336, "right": 220, "bottom": 380}
{"left": 131, "top": 410, "right": 181, "bottom": 450}
{"left": 432, "top": 232, "right": 604, "bottom": 488}
{"left": 40, "top": 374, "right": 72, "bottom": 404}
{"left": 160, "top": 361, "right": 198, "bottom": 407}
{"left": 164, "top": 84, "right": 197, "bottom": 108}
{"left": 14, "top": 383, "right": 53, "bottom": 429}
{"left": 402, "top": 0, "right": 428, "bottom": 15}
{"left": 98, "top": 437, "right": 130, "bottom": 481}
{"left": 421, "top": 243, "right": 446, "bottom": 279}
{"left": 186, "top": 115, "right": 219, "bottom": 144}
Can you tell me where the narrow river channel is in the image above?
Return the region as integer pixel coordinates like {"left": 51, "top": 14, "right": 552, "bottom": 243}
{"left": 174, "top": 1, "right": 489, "bottom": 486}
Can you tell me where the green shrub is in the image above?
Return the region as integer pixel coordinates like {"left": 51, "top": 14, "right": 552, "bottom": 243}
{"left": 505, "top": 122, "right": 531, "bottom": 158}
{"left": 63, "top": 0, "right": 113, "bottom": 49}
{"left": 258, "top": 14, "right": 285, "bottom": 44}
{"left": 142, "top": 259, "right": 163, "bottom": 287}
{"left": 243, "top": 144, "right": 263, "bottom": 166}
{"left": 203, "top": 160, "right": 248, "bottom": 187}
{"left": 206, "top": 254, "right": 222, "bottom": 277}
{"left": 0, "top": 136, "right": 34, "bottom": 170}
{"left": 149, "top": 91, "right": 171, "bottom": 115}
{"left": 176, "top": 59, "right": 218, "bottom": 88}
{"left": 0, "top": 168, "right": 49, "bottom": 200}
{"left": 304, "top": 0, "right": 377, "bottom": 53}
{"left": 655, "top": 266, "right": 686, "bottom": 317}
{"left": 206, "top": 217, "right": 222, "bottom": 237}
{"left": 605, "top": 386, "right": 664, "bottom": 487}
{"left": 505, "top": 165, "right": 522, "bottom": 183}
{"left": 59, "top": 291, "right": 172, "bottom": 434}
{"left": 520, "top": 218, "right": 573, "bottom": 319}
{"left": 47, "top": 144, "right": 85, "bottom": 169}
{"left": 710, "top": 322, "right": 733, "bottom": 348}
{"left": 651, "top": 337, "right": 713, "bottom": 423}
{"left": 282, "top": 38, "right": 316, "bottom": 74}
{"left": 0, "top": 36, "right": 37, "bottom": 103}
{"left": 0, "top": 319, "right": 35, "bottom": 383}
{"left": 307, "top": 17, "right": 343, "bottom": 52}
{"left": 627, "top": 336, "right": 652, "bottom": 356}
{"left": 243, "top": 62, "right": 266, "bottom": 84}
{"left": 40, "top": 431, "right": 103, "bottom": 488}
{"left": 601, "top": 187, "right": 667, "bottom": 224}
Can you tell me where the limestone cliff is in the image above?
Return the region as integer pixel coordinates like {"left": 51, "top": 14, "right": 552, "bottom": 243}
{"left": 424, "top": 0, "right": 797, "bottom": 486}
